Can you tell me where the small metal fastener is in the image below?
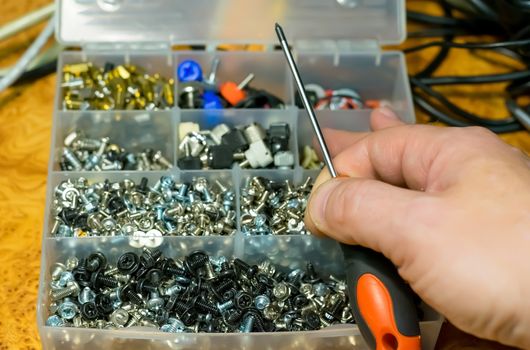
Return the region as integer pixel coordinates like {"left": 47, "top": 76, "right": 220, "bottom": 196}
{"left": 110, "top": 308, "right": 129, "bottom": 326}
{"left": 46, "top": 315, "right": 66, "bottom": 327}
{"left": 51, "top": 281, "right": 80, "bottom": 301}
{"left": 239, "top": 313, "right": 256, "bottom": 333}
{"left": 50, "top": 263, "right": 66, "bottom": 281}
{"left": 57, "top": 300, "right": 79, "bottom": 320}
{"left": 161, "top": 318, "right": 186, "bottom": 333}
{"left": 272, "top": 282, "right": 290, "bottom": 301}
{"left": 78, "top": 287, "right": 96, "bottom": 304}
{"left": 254, "top": 295, "right": 270, "bottom": 310}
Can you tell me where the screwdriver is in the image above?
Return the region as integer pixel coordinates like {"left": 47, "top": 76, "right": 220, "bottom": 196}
{"left": 275, "top": 23, "right": 421, "bottom": 350}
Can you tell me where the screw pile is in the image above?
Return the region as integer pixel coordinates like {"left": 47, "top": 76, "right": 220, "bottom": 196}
{"left": 62, "top": 62, "right": 174, "bottom": 111}
{"left": 46, "top": 249, "right": 354, "bottom": 332}
{"left": 240, "top": 177, "right": 313, "bottom": 235}
{"left": 51, "top": 176, "right": 236, "bottom": 237}
{"left": 60, "top": 130, "right": 172, "bottom": 171}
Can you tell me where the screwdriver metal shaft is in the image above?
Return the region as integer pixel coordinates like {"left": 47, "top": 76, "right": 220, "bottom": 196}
{"left": 275, "top": 23, "right": 337, "bottom": 178}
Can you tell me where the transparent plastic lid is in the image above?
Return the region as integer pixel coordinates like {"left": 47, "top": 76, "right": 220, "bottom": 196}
{"left": 56, "top": 0, "right": 405, "bottom": 46}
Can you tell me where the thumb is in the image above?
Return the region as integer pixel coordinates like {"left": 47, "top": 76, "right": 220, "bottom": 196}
{"left": 306, "top": 177, "right": 426, "bottom": 263}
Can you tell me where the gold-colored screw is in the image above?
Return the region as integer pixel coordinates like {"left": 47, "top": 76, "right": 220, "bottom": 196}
{"left": 61, "top": 62, "right": 174, "bottom": 111}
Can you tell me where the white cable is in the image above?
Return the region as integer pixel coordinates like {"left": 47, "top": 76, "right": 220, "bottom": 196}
{"left": 0, "top": 3, "right": 54, "bottom": 42}
{"left": 0, "top": 42, "right": 61, "bottom": 77}
{"left": 0, "top": 16, "right": 55, "bottom": 93}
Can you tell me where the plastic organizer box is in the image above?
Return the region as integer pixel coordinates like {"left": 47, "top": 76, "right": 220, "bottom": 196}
{"left": 37, "top": 1, "right": 443, "bottom": 349}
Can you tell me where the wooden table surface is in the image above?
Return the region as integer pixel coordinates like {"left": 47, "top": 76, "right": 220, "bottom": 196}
{"left": 0, "top": 1, "right": 527, "bottom": 349}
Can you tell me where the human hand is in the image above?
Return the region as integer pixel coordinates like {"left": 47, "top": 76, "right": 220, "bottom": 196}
{"left": 304, "top": 107, "right": 530, "bottom": 348}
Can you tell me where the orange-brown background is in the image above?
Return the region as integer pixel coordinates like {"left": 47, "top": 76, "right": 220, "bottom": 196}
{"left": 0, "top": 1, "right": 527, "bottom": 349}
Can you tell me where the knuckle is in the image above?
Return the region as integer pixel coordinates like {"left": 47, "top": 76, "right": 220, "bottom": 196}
{"left": 465, "top": 126, "right": 496, "bottom": 140}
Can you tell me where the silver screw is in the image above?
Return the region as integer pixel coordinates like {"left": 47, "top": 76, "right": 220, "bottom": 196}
{"left": 51, "top": 281, "right": 80, "bottom": 301}
{"left": 78, "top": 287, "right": 96, "bottom": 304}
{"left": 45, "top": 315, "right": 65, "bottom": 327}
{"left": 62, "top": 148, "right": 82, "bottom": 171}
{"left": 254, "top": 295, "right": 270, "bottom": 310}
{"left": 217, "top": 300, "right": 234, "bottom": 313}
{"left": 153, "top": 150, "right": 173, "bottom": 168}
{"left": 57, "top": 300, "right": 79, "bottom": 320}
{"left": 239, "top": 313, "right": 255, "bottom": 333}
{"left": 110, "top": 308, "right": 129, "bottom": 327}
{"left": 58, "top": 271, "right": 75, "bottom": 287}
{"left": 49, "top": 263, "right": 66, "bottom": 281}
{"left": 160, "top": 318, "right": 185, "bottom": 333}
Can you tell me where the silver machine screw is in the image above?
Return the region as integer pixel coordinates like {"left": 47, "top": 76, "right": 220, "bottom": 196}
{"left": 51, "top": 282, "right": 80, "bottom": 302}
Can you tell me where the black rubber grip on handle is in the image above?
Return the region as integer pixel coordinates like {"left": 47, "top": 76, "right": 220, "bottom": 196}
{"left": 341, "top": 244, "right": 420, "bottom": 349}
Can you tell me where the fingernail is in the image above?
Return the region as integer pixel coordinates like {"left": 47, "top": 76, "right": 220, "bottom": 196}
{"left": 376, "top": 106, "right": 398, "bottom": 120}
{"left": 309, "top": 180, "right": 339, "bottom": 229}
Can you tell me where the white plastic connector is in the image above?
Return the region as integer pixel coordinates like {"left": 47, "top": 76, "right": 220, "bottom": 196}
{"left": 243, "top": 123, "right": 266, "bottom": 144}
{"left": 244, "top": 140, "right": 273, "bottom": 168}
{"left": 274, "top": 151, "right": 294, "bottom": 169}
{"left": 211, "top": 123, "right": 230, "bottom": 145}
{"left": 178, "top": 122, "right": 200, "bottom": 140}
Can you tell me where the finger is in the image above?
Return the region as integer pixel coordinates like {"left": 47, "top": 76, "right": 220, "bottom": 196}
{"left": 328, "top": 123, "right": 455, "bottom": 191}
{"left": 305, "top": 177, "right": 429, "bottom": 264}
{"left": 313, "top": 128, "right": 368, "bottom": 158}
{"left": 370, "top": 106, "right": 406, "bottom": 130}
{"left": 305, "top": 168, "right": 332, "bottom": 238}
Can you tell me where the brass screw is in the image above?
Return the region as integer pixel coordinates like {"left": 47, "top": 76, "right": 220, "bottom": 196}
{"left": 62, "top": 63, "right": 174, "bottom": 111}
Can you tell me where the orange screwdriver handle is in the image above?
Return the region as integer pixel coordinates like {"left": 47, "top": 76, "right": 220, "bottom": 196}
{"left": 341, "top": 245, "right": 421, "bottom": 350}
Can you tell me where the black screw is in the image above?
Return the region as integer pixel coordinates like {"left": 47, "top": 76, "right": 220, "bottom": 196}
{"left": 107, "top": 196, "right": 125, "bottom": 214}
{"left": 184, "top": 251, "right": 209, "bottom": 275}
{"left": 60, "top": 208, "right": 78, "bottom": 225}
{"left": 322, "top": 298, "right": 344, "bottom": 323}
{"left": 194, "top": 297, "right": 219, "bottom": 316}
{"left": 304, "top": 311, "right": 321, "bottom": 330}
{"left": 253, "top": 274, "right": 272, "bottom": 296}
{"left": 303, "top": 263, "right": 318, "bottom": 283}
{"left": 173, "top": 299, "right": 193, "bottom": 316}
{"left": 223, "top": 308, "right": 243, "bottom": 327}
{"left": 120, "top": 283, "right": 144, "bottom": 306}
{"left": 181, "top": 310, "right": 198, "bottom": 326}
{"left": 160, "top": 258, "right": 188, "bottom": 277}
{"left": 233, "top": 258, "right": 258, "bottom": 278}
{"left": 95, "top": 293, "right": 114, "bottom": 316}
{"left": 136, "top": 278, "right": 158, "bottom": 296}
{"left": 146, "top": 268, "right": 163, "bottom": 286}
{"left": 234, "top": 291, "right": 253, "bottom": 309}
{"left": 137, "top": 177, "right": 149, "bottom": 194}
{"left": 293, "top": 294, "right": 309, "bottom": 310}
{"left": 90, "top": 270, "right": 119, "bottom": 291}
{"left": 140, "top": 248, "right": 162, "bottom": 269}
{"left": 117, "top": 252, "right": 140, "bottom": 275}
{"left": 221, "top": 288, "right": 236, "bottom": 302}
{"left": 81, "top": 301, "right": 99, "bottom": 320}
{"left": 72, "top": 265, "right": 91, "bottom": 288}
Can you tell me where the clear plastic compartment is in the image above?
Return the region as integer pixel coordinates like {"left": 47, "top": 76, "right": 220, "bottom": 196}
{"left": 294, "top": 52, "right": 414, "bottom": 118}
{"left": 38, "top": 234, "right": 441, "bottom": 349}
{"left": 175, "top": 51, "right": 293, "bottom": 107}
{"left": 177, "top": 109, "right": 299, "bottom": 169}
{"left": 58, "top": 51, "right": 175, "bottom": 111}
{"left": 52, "top": 111, "right": 176, "bottom": 171}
